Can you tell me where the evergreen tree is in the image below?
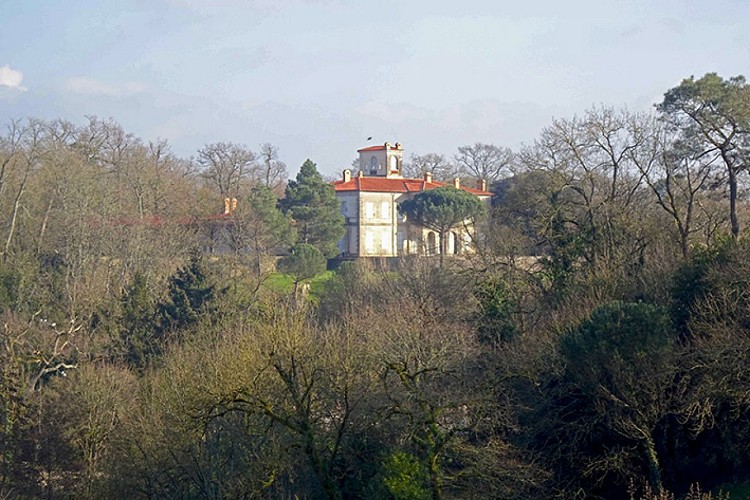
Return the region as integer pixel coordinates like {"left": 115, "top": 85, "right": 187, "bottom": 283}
{"left": 658, "top": 73, "right": 750, "bottom": 239}
{"left": 282, "top": 159, "right": 345, "bottom": 258}
{"left": 117, "top": 272, "right": 158, "bottom": 368}
{"left": 559, "top": 302, "right": 676, "bottom": 493}
{"left": 399, "top": 186, "right": 485, "bottom": 266}
{"left": 243, "top": 185, "right": 296, "bottom": 269}
{"left": 158, "top": 253, "right": 216, "bottom": 334}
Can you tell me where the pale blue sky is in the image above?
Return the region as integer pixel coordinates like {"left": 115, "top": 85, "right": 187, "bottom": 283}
{"left": 1, "top": 0, "right": 749, "bottom": 176}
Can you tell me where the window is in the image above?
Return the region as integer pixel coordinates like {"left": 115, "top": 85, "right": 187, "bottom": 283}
{"left": 381, "top": 201, "right": 389, "bottom": 219}
{"left": 390, "top": 155, "right": 398, "bottom": 172}
{"left": 381, "top": 232, "right": 391, "bottom": 252}
{"left": 369, "top": 157, "right": 378, "bottom": 175}
{"left": 365, "top": 232, "right": 374, "bottom": 252}
{"left": 427, "top": 232, "right": 438, "bottom": 255}
{"left": 364, "top": 202, "right": 374, "bottom": 219}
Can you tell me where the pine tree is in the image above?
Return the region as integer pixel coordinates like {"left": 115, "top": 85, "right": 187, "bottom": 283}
{"left": 118, "top": 272, "right": 158, "bottom": 368}
{"left": 399, "top": 186, "right": 485, "bottom": 267}
{"left": 158, "top": 253, "right": 216, "bottom": 334}
{"left": 282, "top": 159, "right": 344, "bottom": 258}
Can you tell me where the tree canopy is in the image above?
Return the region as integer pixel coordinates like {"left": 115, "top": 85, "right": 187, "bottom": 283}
{"left": 282, "top": 159, "right": 345, "bottom": 258}
{"left": 454, "top": 142, "right": 513, "bottom": 184}
{"left": 657, "top": 73, "right": 750, "bottom": 238}
{"left": 4, "top": 75, "right": 750, "bottom": 499}
{"left": 277, "top": 243, "right": 327, "bottom": 293}
{"left": 399, "top": 186, "right": 485, "bottom": 265}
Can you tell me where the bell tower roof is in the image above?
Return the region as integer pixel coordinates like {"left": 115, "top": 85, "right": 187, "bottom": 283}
{"left": 357, "top": 141, "right": 403, "bottom": 178}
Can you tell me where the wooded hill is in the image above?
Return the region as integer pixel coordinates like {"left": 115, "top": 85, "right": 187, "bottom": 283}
{"left": 2, "top": 73, "right": 750, "bottom": 499}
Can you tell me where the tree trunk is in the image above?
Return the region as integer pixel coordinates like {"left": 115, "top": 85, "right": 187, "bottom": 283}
{"left": 728, "top": 165, "right": 740, "bottom": 239}
{"left": 429, "top": 453, "right": 444, "bottom": 500}
{"left": 3, "top": 173, "right": 29, "bottom": 260}
{"left": 642, "top": 433, "right": 662, "bottom": 493}
{"left": 36, "top": 194, "right": 55, "bottom": 256}
{"left": 679, "top": 226, "right": 689, "bottom": 260}
{"left": 438, "top": 231, "right": 445, "bottom": 268}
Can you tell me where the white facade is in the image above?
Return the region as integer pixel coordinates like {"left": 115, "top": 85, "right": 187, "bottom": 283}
{"left": 333, "top": 142, "right": 492, "bottom": 258}
{"left": 345, "top": 190, "right": 479, "bottom": 258}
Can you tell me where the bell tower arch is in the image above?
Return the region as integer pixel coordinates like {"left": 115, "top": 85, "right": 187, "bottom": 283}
{"left": 357, "top": 141, "right": 403, "bottom": 178}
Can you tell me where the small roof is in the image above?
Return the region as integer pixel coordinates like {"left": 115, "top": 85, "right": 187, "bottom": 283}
{"left": 332, "top": 176, "right": 492, "bottom": 197}
{"left": 357, "top": 143, "right": 402, "bottom": 153}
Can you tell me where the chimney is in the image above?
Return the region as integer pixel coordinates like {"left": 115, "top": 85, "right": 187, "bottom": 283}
{"left": 231, "top": 198, "right": 238, "bottom": 212}
{"left": 357, "top": 170, "right": 364, "bottom": 178}
{"left": 343, "top": 169, "right": 351, "bottom": 182}
{"left": 384, "top": 141, "right": 390, "bottom": 149}
{"left": 476, "top": 179, "right": 487, "bottom": 192}
{"left": 223, "top": 197, "right": 231, "bottom": 215}
{"left": 424, "top": 171, "right": 432, "bottom": 183}
{"left": 453, "top": 177, "right": 461, "bottom": 189}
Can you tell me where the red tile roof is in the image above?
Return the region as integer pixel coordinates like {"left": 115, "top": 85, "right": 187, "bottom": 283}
{"left": 357, "top": 144, "right": 401, "bottom": 152}
{"left": 331, "top": 177, "right": 493, "bottom": 196}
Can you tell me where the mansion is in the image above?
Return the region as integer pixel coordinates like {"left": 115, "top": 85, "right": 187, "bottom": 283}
{"left": 331, "top": 142, "right": 492, "bottom": 258}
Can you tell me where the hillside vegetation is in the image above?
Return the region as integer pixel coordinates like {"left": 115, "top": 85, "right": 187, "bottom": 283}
{"left": 2, "top": 73, "right": 750, "bottom": 498}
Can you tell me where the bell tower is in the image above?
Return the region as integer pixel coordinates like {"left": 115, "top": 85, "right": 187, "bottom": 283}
{"left": 357, "top": 141, "right": 403, "bottom": 178}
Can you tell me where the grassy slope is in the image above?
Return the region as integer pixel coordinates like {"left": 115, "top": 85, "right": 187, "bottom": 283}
{"left": 263, "top": 271, "right": 336, "bottom": 301}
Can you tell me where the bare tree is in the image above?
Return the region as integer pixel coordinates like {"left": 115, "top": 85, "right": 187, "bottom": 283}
{"left": 202, "top": 308, "right": 380, "bottom": 499}
{"left": 509, "top": 107, "right": 676, "bottom": 318}
{"left": 658, "top": 73, "right": 750, "bottom": 239}
{"left": 0, "top": 119, "right": 29, "bottom": 203}
{"left": 72, "top": 117, "right": 142, "bottom": 216}
{"left": 455, "top": 142, "right": 513, "bottom": 184}
{"left": 223, "top": 185, "right": 295, "bottom": 293}
{"left": 0, "top": 311, "right": 80, "bottom": 492}
{"left": 403, "top": 152, "right": 454, "bottom": 180}
{"left": 629, "top": 114, "right": 725, "bottom": 258}
{"left": 197, "top": 142, "right": 257, "bottom": 198}
{"left": 258, "top": 143, "right": 287, "bottom": 194}
{"left": 33, "top": 119, "right": 79, "bottom": 255}
{"left": 1, "top": 119, "right": 45, "bottom": 260}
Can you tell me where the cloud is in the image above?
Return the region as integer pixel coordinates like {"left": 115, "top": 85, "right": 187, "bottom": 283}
{"left": 0, "top": 65, "right": 26, "bottom": 91}
{"left": 65, "top": 77, "right": 147, "bottom": 97}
